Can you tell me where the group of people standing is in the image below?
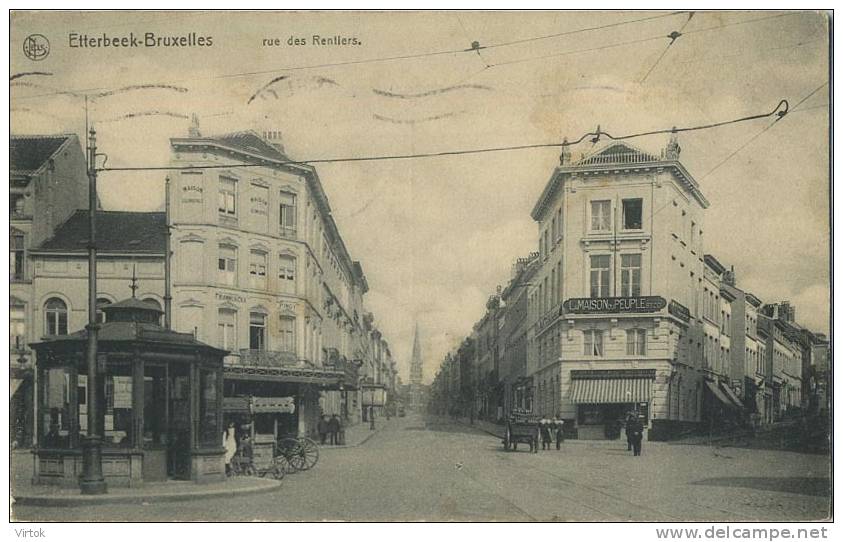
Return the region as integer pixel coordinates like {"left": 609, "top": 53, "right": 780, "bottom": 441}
{"left": 539, "top": 416, "right": 565, "bottom": 450}
{"left": 317, "top": 414, "right": 344, "bottom": 446}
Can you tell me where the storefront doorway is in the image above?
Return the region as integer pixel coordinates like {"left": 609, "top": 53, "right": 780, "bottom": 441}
{"left": 577, "top": 403, "right": 648, "bottom": 439}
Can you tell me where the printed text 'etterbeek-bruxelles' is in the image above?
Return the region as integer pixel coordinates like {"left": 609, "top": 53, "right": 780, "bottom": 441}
{"left": 68, "top": 32, "right": 213, "bottom": 48}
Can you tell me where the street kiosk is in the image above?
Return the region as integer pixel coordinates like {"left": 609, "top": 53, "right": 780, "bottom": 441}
{"left": 30, "top": 298, "right": 228, "bottom": 487}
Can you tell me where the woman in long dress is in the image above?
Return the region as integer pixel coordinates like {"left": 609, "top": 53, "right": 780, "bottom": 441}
{"left": 223, "top": 422, "right": 237, "bottom": 475}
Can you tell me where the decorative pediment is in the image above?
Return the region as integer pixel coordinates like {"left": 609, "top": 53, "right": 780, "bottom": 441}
{"left": 576, "top": 142, "right": 660, "bottom": 167}
{"left": 179, "top": 298, "right": 204, "bottom": 308}
{"left": 179, "top": 233, "right": 205, "bottom": 243}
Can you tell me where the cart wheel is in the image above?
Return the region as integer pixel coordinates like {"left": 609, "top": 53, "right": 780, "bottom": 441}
{"left": 270, "top": 461, "right": 286, "bottom": 480}
{"left": 274, "top": 453, "right": 295, "bottom": 475}
{"left": 297, "top": 438, "right": 320, "bottom": 470}
{"left": 276, "top": 438, "right": 305, "bottom": 471}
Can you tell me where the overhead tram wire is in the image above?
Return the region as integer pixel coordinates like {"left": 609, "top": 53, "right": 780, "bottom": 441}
{"left": 97, "top": 99, "right": 789, "bottom": 173}
{"left": 639, "top": 12, "right": 695, "bottom": 84}
{"left": 699, "top": 82, "right": 828, "bottom": 180}
{"left": 486, "top": 11, "right": 805, "bottom": 69}
{"left": 9, "top": 12, "right": 690, "bottom": 103}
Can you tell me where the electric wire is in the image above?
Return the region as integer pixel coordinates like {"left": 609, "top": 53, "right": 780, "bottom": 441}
{"left": 639, "top": 12, "right": 695, "bottom": 84}
{"left": 11, "top": 11, "right": 786, "bottom": 103}
{"left": 96, "top": 99, "right": 789, "bottom": 172}
{"left": 699, "top": 82, "right": 827, "bottom": 180}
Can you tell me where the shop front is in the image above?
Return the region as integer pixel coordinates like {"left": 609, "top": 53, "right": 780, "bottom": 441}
{"left": 569, "top": 369, "right": 654, "bottom": 440}
{"left": 30, "top": 298, "right": 227, "bottom": 487}
{"left": 222, "top": 364, "right": 345, "bottom": 442}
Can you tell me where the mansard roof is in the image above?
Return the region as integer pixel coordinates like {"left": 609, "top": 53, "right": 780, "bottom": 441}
{"left": 33, "top": 210, "right": 166, "bottom": 253}
{"left": 10, "top": 134, "right": 74, "bottom": 176}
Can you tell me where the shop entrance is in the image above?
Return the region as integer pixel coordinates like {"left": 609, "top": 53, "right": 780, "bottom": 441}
{"left": 577, "top": 403, "right": 648, "bottom": 439}
{"left": 167, "top": 363, "right": 192, "bottom": 479}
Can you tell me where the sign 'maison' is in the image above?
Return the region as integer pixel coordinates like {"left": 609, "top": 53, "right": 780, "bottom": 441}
{"left": 563, "top": 296, "right": 667, "bottom": 314}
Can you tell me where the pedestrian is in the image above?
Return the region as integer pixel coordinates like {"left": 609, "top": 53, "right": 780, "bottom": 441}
{"left": 328, "top": 414, "right": 341, "bottom": 445}
{"left": 625, "top": 412, "right": 636, "bottom": 451}
{"left": 369, "top": 406, "right": 376, "bottom": 430}
{"left": 631, "top": 416, "right": 644, "bottom": 456}
{"left": 554, "top": 414, "right": 565, "bottom": 450}
{"left": 540, "top": 419, "right": 552, "bottom": 450}
{"left": 223, "top": 421, "right": 237, "bottom": 475}
{"left": 317, "top": 415, "right": 329, "bottom": 445}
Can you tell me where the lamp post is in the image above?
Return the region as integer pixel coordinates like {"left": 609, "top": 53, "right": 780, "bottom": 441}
{"left": 79, "top": 127, "right": 107, "bottom": 495}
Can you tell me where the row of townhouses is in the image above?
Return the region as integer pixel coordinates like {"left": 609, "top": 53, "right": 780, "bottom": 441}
{"left": 429, "top": 137, "right": 830, "bottom": 440}
{"left": 10, "top": 129, "right": 400, "bottom": 451}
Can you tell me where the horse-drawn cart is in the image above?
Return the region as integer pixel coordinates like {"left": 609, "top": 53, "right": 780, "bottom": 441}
{"left": 503, "top": 413, "right": 540, "bottom": 452}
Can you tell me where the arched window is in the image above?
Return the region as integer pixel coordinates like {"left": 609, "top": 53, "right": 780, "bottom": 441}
{"left": 44, "top": 298, "right": 68, "bottom": 336}
{"left": 142, "top": 298, "right": 163, "bottom": 325}
{"left": 142, "top": 298, "right": 162, "bottom": 311}
{"left": 96, "top": 297, "right": 112, "bottom": 324}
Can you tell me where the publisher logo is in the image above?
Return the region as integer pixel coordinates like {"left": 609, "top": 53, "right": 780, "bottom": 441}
{"left": 23, "top": 34, "right": 50, "bottom": 61}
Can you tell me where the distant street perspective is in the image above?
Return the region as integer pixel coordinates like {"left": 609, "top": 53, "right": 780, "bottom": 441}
{"left": 13, "top": 412, "right": 830, "bottom": 522}
{"left": 9, "top": 11, "right": 830, "bottom": 524}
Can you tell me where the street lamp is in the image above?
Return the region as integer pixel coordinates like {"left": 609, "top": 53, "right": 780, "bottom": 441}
{"left": 79, "top": 127, "right": 106, "bottom": 495}
{"left": 361, "top": 384, "right": 387, "bottom": 430}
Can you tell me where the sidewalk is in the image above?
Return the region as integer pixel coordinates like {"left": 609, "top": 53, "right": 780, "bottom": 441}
{"left": 11, "top": 449, "right": 281, "bottom": 508}
{"left": 319, "top": 417, "right": 396, "bottom": 450}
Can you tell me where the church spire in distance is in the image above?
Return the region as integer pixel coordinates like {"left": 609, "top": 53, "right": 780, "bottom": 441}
{"left": 410, "top": 322, "right": 423, "bottom": 385}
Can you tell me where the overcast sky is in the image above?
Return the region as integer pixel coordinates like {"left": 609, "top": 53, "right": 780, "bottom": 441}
{"left": 11, "top": 11, "right": 830, "bottom": 383}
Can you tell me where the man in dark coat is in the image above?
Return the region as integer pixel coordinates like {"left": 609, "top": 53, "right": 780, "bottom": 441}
{"left": 328, "top": 414, "right": 341, "bottom": 445}
{"left": 625, "top": 413, "right": 636, "bottom": 451}
{"left": 630, "top": 416, "right": 645, "bottom": 456}
{"left": 317, "top": 415, "right": 329, "bottom": 445}
{"left": 554, "top": 414, "right": 565, "bottom": 450}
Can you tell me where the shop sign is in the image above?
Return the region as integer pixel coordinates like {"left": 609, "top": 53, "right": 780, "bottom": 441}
{"left": 216, "top": 291, "right": 246, "bottom": 304}
{"left": 668, "top": 300, "right": 691, "bottom": 322}
{"left": 563, "top": 296, "right": 666, "bottom": 314}
{"left": 251, "top": 396, "right": 296, "bottom": 414}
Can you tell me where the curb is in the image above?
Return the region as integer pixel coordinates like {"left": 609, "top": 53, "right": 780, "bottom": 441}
{"left": 319, "top": 426, "right": 382, "bottom": 449}
{"left": 12, "top": 478, "right": 282, "bottom": 508}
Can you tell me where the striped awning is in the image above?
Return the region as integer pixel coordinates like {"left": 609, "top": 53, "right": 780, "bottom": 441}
{"left": 570, "top": 378, "right": 653, "bottom": 404}
{"left": 705, "top": 380, "right": 739, "bottom": 410}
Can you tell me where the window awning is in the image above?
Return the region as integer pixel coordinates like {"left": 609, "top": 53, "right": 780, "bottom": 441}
{"left": 705, "top": 380, "right": 739, "bottom": 410}
{"left": 570, "top": 377, "right": 653, "bottom": 404}
{"left": 719, "top": 381, "right": 745, "bottom": 410}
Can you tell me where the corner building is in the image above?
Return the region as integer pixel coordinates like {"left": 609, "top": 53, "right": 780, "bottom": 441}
{"left": 168, "top": 129, "right": 369, "bottom": 439}
{"left": 528, "top": 139, "right": 712, "bottom": 440}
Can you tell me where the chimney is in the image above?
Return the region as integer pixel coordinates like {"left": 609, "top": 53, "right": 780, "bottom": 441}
{"left": 262, "top": 129, "right": 286, "bottom": 154}
{"left": 188, "top": 113, "right": 201, "bottom": 137}
{"left": 723, "top": 265, "right": 736, "bottom": 286}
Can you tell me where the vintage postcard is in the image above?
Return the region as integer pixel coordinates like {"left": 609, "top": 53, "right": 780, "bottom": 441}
{"left": 8, "top": 9, "right": 831, "bottom": 526}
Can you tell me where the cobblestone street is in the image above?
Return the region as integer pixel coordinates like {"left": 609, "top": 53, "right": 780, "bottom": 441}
{"left": 13, "top": 413, "right": 830, "bottom": 522}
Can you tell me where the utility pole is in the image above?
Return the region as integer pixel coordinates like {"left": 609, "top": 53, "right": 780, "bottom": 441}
{"left": 164, "top": 176, "right": 172, "bottom": 330}
{"left": 79, "top": 127, "right": 107, "bottom": 495}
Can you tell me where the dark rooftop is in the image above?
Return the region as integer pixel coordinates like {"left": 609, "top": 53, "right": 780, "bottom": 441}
{"left": 35, "top": 210, "right": 166, "bottom": 253}
{"left": 216, "top": 131, "right": 290, "bottom": 162}
{"left": 10, "top": 134, "right": 72, "bottom": 174}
